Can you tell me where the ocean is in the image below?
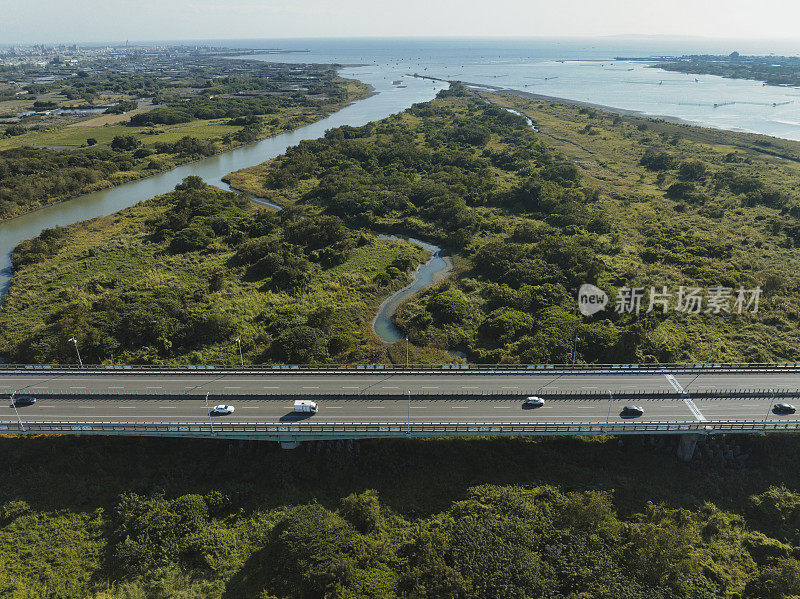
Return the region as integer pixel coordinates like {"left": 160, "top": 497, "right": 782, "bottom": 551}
{"left": 209, "top": 37, "right": 800, "bottom": 141}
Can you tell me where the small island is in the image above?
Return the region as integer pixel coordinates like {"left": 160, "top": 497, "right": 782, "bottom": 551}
{"left": 620, "top": 52, "right": 800, "bottom": 87}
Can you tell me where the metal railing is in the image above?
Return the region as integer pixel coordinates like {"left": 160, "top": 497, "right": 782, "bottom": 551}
{"left": 5, "top": 362, "right": 800, "bottom": 375}
{"left": 1, "top": 418, "right": 797, "bottom": 439}
{"left": 1, "top": 389, "right": 798, "bottom": 402}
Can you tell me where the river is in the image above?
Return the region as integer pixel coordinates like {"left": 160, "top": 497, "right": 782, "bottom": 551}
{"left": 0, "top": 67, "right": 448, "bottom": 297}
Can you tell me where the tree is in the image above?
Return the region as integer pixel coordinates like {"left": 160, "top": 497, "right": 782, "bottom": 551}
{"left": 110, "top": 135, "right": 141, "bottom": 152}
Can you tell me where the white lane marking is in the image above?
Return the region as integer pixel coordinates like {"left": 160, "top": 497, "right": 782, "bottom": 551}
{"left": 421, "top": 386, "right": 438, "bottom": 389}
{"left": 382, "top": 386, "right": 399, "bottom": 389}
{"left": 108, "top": 386, "right": 124, "bottom": 390}
{"left": 159, "top": 406, "right": 176, "bottom": 409}
{"left": 494, "top": 406, "right": 512, "bottom": 409}
{"left": 77, "top": 406, "right": 95, "bottom": 409}
{"left": 224, "top": 386, "right": 241, "bottom": 389}
{"left": 684, "top": 399, "right": 707, "bottom": 421}
{"left": 118, "top": 406, "right": 136, "bottom": 409}
{"left": 342, "top": 386, "right": 360, "bottom": 389}
{"left": 410, "top": 406, "right": 427, "bottom": 409}
{"left": 664, "top": 374, "right": 684, "bottom": 393}
{"left": 452, "top": 406, "right": 469, "bottom": 409}
{"left": 366, "top": 406, "right": 385, "bottom": 409}
{"left": 326, "top": 406, "right": 343, "bottom": 409}
{"left": 264, "top": 386, "right": 280, "bottom": 390}
{"left": 302, "top": 386, "right": 319, "bottom": 389}
{"left": 461, "top": 386, "right": 478, "bottom": 389}
{"left": 242, "top": 407, "right": 260, "bottom": 409}
{"left": 665, "top": 374, "right": 706, "bottom": 421}
{"left": 147, "top": 386, "right": 162, "bottom": 390}
{"left": 70, "top": 386, "right": 86, "bottom": 389}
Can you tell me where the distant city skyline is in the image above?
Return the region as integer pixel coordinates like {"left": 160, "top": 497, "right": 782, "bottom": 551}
{"left": 3, "top": 0, "right": 800, "bottom": 45}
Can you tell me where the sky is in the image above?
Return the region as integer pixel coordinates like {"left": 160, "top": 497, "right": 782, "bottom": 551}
{"left": 3, "top": 0, "right": 800, "bottom": 44}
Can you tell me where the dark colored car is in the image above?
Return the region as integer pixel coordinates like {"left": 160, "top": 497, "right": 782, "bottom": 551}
{"left": 620, "top": 405, "right": 644, "bottom": 418}
{"left": 12, "top": 395, "right": 36, "bottom": 407}
{"left": 773, "top": 403, "right": 796, "bottom": 415}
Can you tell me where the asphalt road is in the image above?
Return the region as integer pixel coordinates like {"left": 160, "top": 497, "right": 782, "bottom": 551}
{"left": 1, "top": 370, "right": 799, "bottom": 424}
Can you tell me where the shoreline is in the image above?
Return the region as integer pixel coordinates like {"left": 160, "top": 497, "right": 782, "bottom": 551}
{"left": 409, "top": 73, "right": 797, "bottom": 140}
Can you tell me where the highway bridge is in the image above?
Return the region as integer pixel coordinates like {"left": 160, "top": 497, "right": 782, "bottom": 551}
{"left": 3, "top": 364, "right": 800, "bottom": 454}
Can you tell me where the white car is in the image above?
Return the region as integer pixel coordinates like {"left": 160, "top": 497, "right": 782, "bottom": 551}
{"left": 523, "top": 396, "right": 545, "bottom": 408}
{"left": 211, "top": 404, "right": 235, "bottom": 415}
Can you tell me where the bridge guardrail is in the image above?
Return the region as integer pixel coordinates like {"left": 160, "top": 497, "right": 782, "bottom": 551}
{"left": 3, "top": 389, "right": 799, "bottom": 402}
{"left": 1, "top": 419, "right": 798, "bottom": 437}
{"left": 4, "top": 362, "right": 800, "bottom": 376}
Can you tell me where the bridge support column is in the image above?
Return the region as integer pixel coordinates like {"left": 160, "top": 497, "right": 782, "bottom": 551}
{"left": 279, "top": 440, "right": 299, "bottom": 450}
{"left": 676, "top": 434, "right": 701, "bottom": 462}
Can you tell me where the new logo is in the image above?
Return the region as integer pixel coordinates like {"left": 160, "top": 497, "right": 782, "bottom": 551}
{"left": 578, "top": 283, "right": 608, "bottom": 316}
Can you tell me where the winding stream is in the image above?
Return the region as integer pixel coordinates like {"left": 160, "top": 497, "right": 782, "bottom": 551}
{"left": 373, "top": 237, "right": 453, "bottom": 344}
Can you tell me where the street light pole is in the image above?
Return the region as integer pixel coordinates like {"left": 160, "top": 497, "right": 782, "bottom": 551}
{"left": 68, "top": 336, "right": 82, "bottom": 367}
{"left": 707, "top": 337, "right": 721, "bottom": 364}
{"left": 407, "top": 389, "right": 411, "bottom": 435}
{"left": 604, "top": 390, "right": 613, "bottom": 434}
{"left": 764, "top": 389, "right": 776, "bottom": 431}
{"left": 205, "top": 392, "right": 214, "bottom": 434}
{"left": 572, "top": 335, "right": 580, "bottom": 366}
{"left": 235, "top": 337, "right": 244, "bottom": 367}
{"left": 405, "top": 337, "right": 409, "bottom": 368}
{"left": 9, "top": 392, "right": 24, "bottom": 432}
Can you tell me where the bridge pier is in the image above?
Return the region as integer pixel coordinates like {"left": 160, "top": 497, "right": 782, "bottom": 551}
{"left": 676, "top": 433, "right": 701, "bottom": 462}
{"left": 279, "top": 440, "right": 300, "bottom": 450}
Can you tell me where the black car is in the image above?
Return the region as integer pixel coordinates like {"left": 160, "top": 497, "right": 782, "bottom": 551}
{"left": 620, "top": 405, "right": 644, "bottom": 418}
{"left": 12, "top": 395, "right": 36, "bottom": 407}
{"left": 773, "top": 403, "right": 796, "bottom": 415}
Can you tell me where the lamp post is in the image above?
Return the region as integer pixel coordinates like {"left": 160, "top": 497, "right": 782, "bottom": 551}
{"left": 764, "top": 389, "right": 776, "bottom": 431}
{"left": 405, "top": 337, "right": 409, "bottom": 368}
{"left": 235, "top": 337, "right": 244, "bottom": 367}
{"left": 407, "top": 389, "right": 411, "bottom": 435}
{"left": 68, "top": 336, "right": 82, "bottom": 367}
{"left": 9, "top": 392, "right": 24, "bottom": 432}
{"left": 572, "top": 335, "right": 580, "bottom": 366}
{"left": 707, "top": 337, "right": 721, "bottom": 364}
{"left": 204, "top": 392, "right": 214, "bottom": 434}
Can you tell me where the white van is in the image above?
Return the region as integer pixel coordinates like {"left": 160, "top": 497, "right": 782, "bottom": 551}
{"left": 293, "top": 399, "right": 318, "bottom": 413}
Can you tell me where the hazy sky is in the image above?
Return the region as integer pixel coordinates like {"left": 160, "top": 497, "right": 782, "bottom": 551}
{"left": 3, "top": 0, "right": 800, "bottom": 44}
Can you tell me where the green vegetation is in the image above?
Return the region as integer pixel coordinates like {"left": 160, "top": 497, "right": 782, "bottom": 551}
{"left": 3, "top": 432, "right": 800, "bottom": 597}
{"left": 639, "top": 54, "right": 800, "bottom": 87}
{"left": 227, "top": 84, "right": 800, "bottom": 363}
{"left": 0, "top": 59, "right": 370, "bottom": 221}
{"left": 7, "top": 84, "right": 800, "bottom": 364}
{"left": 0, "top": 178, "right": 424, "bottom": 364}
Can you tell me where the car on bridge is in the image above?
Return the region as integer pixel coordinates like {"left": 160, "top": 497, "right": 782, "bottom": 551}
{"left": 211, "top": 404, "right": 235, "bottom": 416}
{"left": 773, "top": 403, "right": 796, "bottom": 415}
{"left": 12, "top": 395, "right": 36, "bottom": 407}
{"left": 522, "top": 396, "right": 545, "bottom": 408}
{"left": 620, "top": 405, "right": 644, "bottom": 418}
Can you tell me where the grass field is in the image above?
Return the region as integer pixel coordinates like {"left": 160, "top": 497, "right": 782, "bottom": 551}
{"left": 0, "top": 119, "right": 242, "bottom": 149}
